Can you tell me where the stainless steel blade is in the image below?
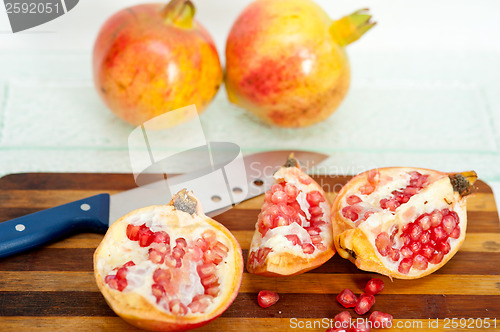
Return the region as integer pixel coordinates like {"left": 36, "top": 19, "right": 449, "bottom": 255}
{"left": 108, "top": 150, "right": 328, "bottom": 224}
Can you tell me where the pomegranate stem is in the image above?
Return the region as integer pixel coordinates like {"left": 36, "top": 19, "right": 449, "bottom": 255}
{"left": 449, "top": 171, "right": 478, "bottom": 197}
{"left": 330, "top": 8, "right": 376, "bottom": 47}
{"left": 162, "top": 0, "right": 195, "bottom": 29}
{"left": 171, "top": 189, "right": 198, "bottom": 215}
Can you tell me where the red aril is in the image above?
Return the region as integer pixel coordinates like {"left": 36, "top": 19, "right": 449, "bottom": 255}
{"left": 248, "top": 155, "right": 335, "bottom": 276}
{"left": 337, "top": 288, "right": 358, "bottom": 308}
{"left": 369, "top": 311, "right": 393, "bottom": 329}
{"left": 355, "top": 293, "right": 375, "bottom": 315}
{"left": 332, "top": 167, "right": 476, "bottom": 279}
{"left": 364, "top": 278, "right": 384, "bottom": 295}
{"left": 348, "top": 320, "right": 371, "bottom": 332}
{"left": 94, "top": 189, "right": 243, "bottom": 331}
{"left": 257, "top": 290, "right": 279, "bottom": 308}
{"left": 334, "top": 310, "right": 351, "bottom": 329}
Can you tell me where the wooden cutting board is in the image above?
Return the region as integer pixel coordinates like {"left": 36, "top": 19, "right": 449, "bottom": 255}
{"left": 0, "top": 173, "right": 499, "bottom": 332}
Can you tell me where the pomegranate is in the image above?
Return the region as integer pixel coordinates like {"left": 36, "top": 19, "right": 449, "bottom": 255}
{"left": 257, "top": 290, "right": 279, "bottom": 308}
{"left": 369, "top": 311, "right": 393, "bottom": 329}
{"left": 354, "top": 293, "right": 375, "bottom": 315}
{"left": 93, "top": 0, "right": 222, "bottom": 126}
{"left": 225, "top": 0, "right": 375, "bottom": 127}
{"left": 332, "top": 167, "right": 477, "bottom": 279}
{"left": 364, "top": 278, "right": 384, "bottom": 295}
{"left": 334, "top": 311, "right": 351, "bottom": 329}
{"left": 247, "top": 155, "right": 335, "bottom": 276}
{"left": 94, "top": 189, "right": 243, "bottom": 331}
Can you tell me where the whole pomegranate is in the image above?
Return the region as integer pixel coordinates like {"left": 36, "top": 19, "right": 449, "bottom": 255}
{"left": 93, "top": 0, "right": 223, "bottom": 126}
{"left": 247, "top": 155, "right": 335, "bottom": 276}
{"left": 225, "top": 0, "right": 375, "bottom": 128}
{"left": 94, "top": 189, "right": 243, "bottom": 331}
{"left": 331, "top": 167, "right": 477, "bottom": 279}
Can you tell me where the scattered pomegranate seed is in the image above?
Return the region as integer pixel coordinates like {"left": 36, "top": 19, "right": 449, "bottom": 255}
{"left": 337, "top": 288, "right": 358, "bottom": 308}
{"left": 364, "top": 278, "right": 384, "bottom": 295}
{"left": 333, "top": 310, "right": 351, "bottom": 329}
{"left": 257, "top": 290, "right": 279, "bottom": 308}
{"left": 355, "top": 293, "right": 375, "bottom": 315}
{"left": 369, "top": 311, "right": 393, "bottom": 329}
{"left": 349, "top": 319, "right": 371, "bottom": 332}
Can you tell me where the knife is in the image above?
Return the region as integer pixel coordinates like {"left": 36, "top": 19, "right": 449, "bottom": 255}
{"left": 0, "top": 150, "right": 327, "bottom": 258}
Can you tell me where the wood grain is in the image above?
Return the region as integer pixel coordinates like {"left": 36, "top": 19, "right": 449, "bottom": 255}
{"left": 0, "top": 173, "right": 499, "bottom": 331}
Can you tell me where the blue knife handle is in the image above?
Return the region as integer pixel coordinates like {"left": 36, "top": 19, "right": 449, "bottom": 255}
{"left": 0, "top": 193, "right": 110, "bottom": 258}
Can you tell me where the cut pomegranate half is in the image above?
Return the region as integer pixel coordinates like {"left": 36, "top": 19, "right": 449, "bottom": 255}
{"left": 247, "top": 154, "right": 335, "bottom": 276}
{"left": 332, "top": 167, "right": 477, "bottom": 279}
{"left": 94, "top": 189, "right": 244, "bottom": 331}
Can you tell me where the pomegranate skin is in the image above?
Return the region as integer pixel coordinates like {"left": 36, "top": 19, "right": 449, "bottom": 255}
{"left": 225, "top": 0, "right": 374, "bottom": 128}
{"left": 93, "top": 2, "right": 222, "bottom": 127}
{"left": 331, "top": 167, "right": 477, "bottom": 279}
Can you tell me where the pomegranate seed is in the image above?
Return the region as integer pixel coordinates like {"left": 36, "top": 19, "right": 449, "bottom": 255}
{"left": 398, "top": 257, "right": 413, "bottom": 274}
{"left": 284, "top": 183, "right": 298, "bottom": 200}
{"left": 201, "top": 274, "right": 218, "bottom": 287}
{"left": 188, "top": 294, "right": 213, "bottom": 313}
{"left": 429, "top": 251, "right": 444, "bottom": 264}
{"left": 138, "top": 228, "right": 154, "bottom": 247}
{"left": 197, "top": 263, "right": 216, "bottom": 278}
{"left": 299, "top": 176, "right": 312, "bottom": 185}
{"left": 355, "top": 293, "right": 375, "bottom": 315}
{"left": 149, "top": 248, "right": 165, "bottom": 264}
{"left": 123, "top": 261, "right": 135, "bottom": 268}
{"left": 310, "top": 234, "right": 322, "bottom": 244}
{"left": 213, "top": 241, "right": 229, "bottom": 258}
{"left": 276, "top": 216, "right": 290, "bottom": 227}
{"left": 172, "top": 246, "right": 185, "bottom": 259}
{"left": 205, "top": 285, "right": 219, "bottom": 297}
{"left": 302, "top": 243, "right": 315, "bottom": 254}
{"left": 418, "top": 215, "right": 431, "bottom": 231}
{"left": 348, "top": 320, "right": 371, "bottom": 332}
{"left": 285, "top": 234, "right": 300, "bottom": 246}
{"left": 346, "top": 195, "right": 362, "bottom": 205}
{"left": 195, "top": 237, "right": 209, "bottom": 251}
{"left": 364, "top": 211, "right": 375, "bottom": 219}
{"left": 151, "top": 283, "right": 165, "bottom": 302}
{"left": 430, "top": 210, "right": 443, "bottom": 227}
{"left": 153, "top": 268, "right": 171, "bottom": 285}
{"left": 333, "top": 310, "right": 351, "bottom": 329}
{"left": 256, "top": 247, "right": 272, "bottom": 263}
{"left": 409, "top": 241, "right": 422, "bottom": 254}
{"left": 419, "top": 231, "right": 430, "bottom": 244}
{"left": 306, "top": 227, "right": 321, "bottom": 235}
{"left": 152, "top": 231, "right": 169, "bottom": 244}
{"left": 306, "top": 191, "right": 325, "bottom": 206}
{"left": 271, "top": 191, "right": 288, "bottom": 204}
{"left": 175, "top": 238, "right": 187, "bottom": 249}
{"left": 400, "top": 234, "right": 411, "bottom": 246}
{"left": 365, "top": 278, "right": 384, "bottom": 295}
{"left": 449, "top": 225, "right": 461, "bottom": 239}
{"left": 431, "top": 226, "right": 448, "bottom": 242}
{"left": 413, "top": 254, "right": 429, "bottom": 270}
{"left": 164, "top": 255, "right": 182, "bottom": 268}
{"left": 442, "top": 215, "right": 457, "bottom": 235}
{"left": 126, "top": 224, "right": 144, "bottom": 241}
{"left": 271, "top": 184, "right": 284, "bottom": 193}
{"left": 337, "top": 289, "right": 358, "bottom": 308}
{"left": 400, "top": 246, "right": 413, "bottom": 258}
{"left": 309, "top": 205, "right": 323, "bottom": 217}
{"left": 367, "top": 169, "right": 380, "bottom": 184}
{"left": 201, "top": 230, "right": 217, "bottom": 246}
{"left": 437, "top": 241, "right": 451, "bottom": 254}
{"left": 169, "top": 299, "right": 188, "bottom": 315}
{"left": 280, "top": 204, "right": 296, "bottom": 216}
{"left": 204, "top": 249, "right": 223, "bottom": 265}
{"left": 116, "top": 267, "right": 128, "bottom": 280}
{"left": 257, "top": 290, "right": 279, "bottom": 308}
{"left": 105, "top": 275, "right": 118, "bottom": 289}
{"left": 116, "top": 279, "right": 127, "bottom": 292}
{"left": 409, "top": 224, "right": 423, "bottom": 241}
{"left": 325, "top": 328, "right": 348, "bottom": 332}
{"left": 389, "top": 248, "right": 400, "bottom": 261}
{"left": 379, "top": 198, "right": 388, "bottom": 209}
{"left": 375, "top": 232, "right": 391, "bottom": 256}
{"left": 342, "top": 206, "right": 359, "bottom": 222}
{"left": 421, "top": 245, "right": 435, "bottom": 259}
{"left": 385, "top": 198, "right": 400, "bottom": 211}
{"left": 360, "top": 183, "right": 375, "bottom": 195}
{"left": 403, "top": 186, "right": 419, "bottom": 196}
{"left": 369, "top": 311, "right": 393, "bottom": 329}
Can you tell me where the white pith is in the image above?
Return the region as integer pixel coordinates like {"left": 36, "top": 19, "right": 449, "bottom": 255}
{"left": 96, "top": 205, "right": 236, "bottom": 315}
{"left": 249, "top": 166, "right": 332, "bottom": 261}
{"left": 340, "top": 168, "right": 467, "bottom": 277}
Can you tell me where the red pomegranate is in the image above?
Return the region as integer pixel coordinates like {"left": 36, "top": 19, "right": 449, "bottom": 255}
{"left": 93, "top": 0, "right": 222, "bottom": 126}
{"left": 94, "top": 190, "right": 243, "bottom": 331}
{"left": 332, "top": 167, "right": 477, "bottom": 279}
{"left": 247, "top": 155, "right": 335, "bottom": 276}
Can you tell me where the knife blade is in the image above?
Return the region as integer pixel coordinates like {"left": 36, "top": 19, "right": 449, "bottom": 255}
{"left": 0, "top": 150, "right": 327, "bottom": 258}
